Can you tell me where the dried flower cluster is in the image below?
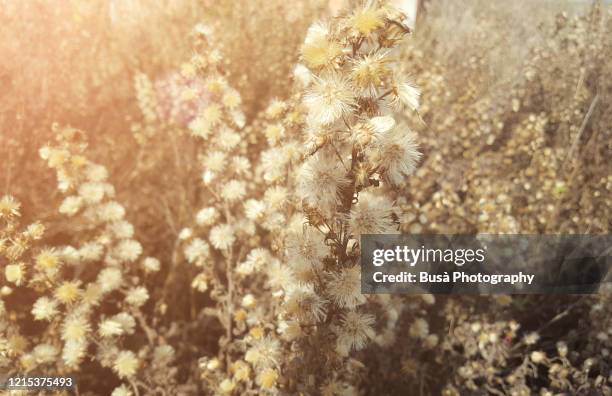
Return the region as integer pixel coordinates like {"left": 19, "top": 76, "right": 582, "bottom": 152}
{"left": 247, "top": 2, "right": 428, "bottom": 392}
{"left": 2, "top": 125, "right": 180, "bottom": 394}
{"left": 398, "top": 1, "right": 611, "bottom": 235}
{"left": 438, "top": 292, "right": 611, "bottom": 395}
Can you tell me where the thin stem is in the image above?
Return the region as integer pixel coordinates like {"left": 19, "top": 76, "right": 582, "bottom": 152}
{"left": 129, "top": 380, "right": 140, "bottom": 396}
{"left": 225, "top": 245, "right": 234, "bottom": 371}
{"left": 567, "top": 93, "right": 599, "bottom": 161}
{"left": 223, "top": 202, "right": 234, "bottom": 371}
{"left": 331, "top": 141, "right": 348, "bottom": 171}
{"left": 377, "top": 89, "right": 393, "bottom": 101}
{"left": 133, "top": 309, "right": 157, "bottom": 346}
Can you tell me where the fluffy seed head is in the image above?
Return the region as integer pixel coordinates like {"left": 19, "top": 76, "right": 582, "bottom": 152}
{"left": 337, "top": 311, "right": 376, "bottom": 354}
{"left": 297, "top": 152, "right": 350, "bottom": 216}
{"left": 221, "top": 180, "right": 247, "bottom": 202}
{"left": 348, "top": 191, "right": 396, "bottom": 236}
{"left": 32, "top": 297, "right": 58, "bottom": 321}
{"left": 393, "top": 81, "right": 420, "bottom": 111}
{"left": 284, "top": 285, "right": 327, "bottom": 323}
{"left": 210, "top": 224, "right": 235, "bottom": 250}
{"left": 0, "top": 195, "right": 21, "bottom": 218}
{"left": 302, "top": 23, "right": 342, "bottom": 69}
{"left": 351, "top": 53, "right": 390, "bottom": 94}
{"left": 304, "top": 73, "right": 356, "bottom": 126}
{"left": 327, "top": 266, "right": 365, "bottom": 309}
{"left": 372, "top": 128, "right": 420, "bottom": 186}
{"left": 348, "top": 3, "right": 385, "bottom": 36}
{"left": 113, "top": 350, "right": 139, "bottom": 379}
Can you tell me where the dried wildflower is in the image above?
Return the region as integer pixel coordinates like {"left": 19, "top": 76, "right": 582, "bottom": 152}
{"left": 195, "top": 207, "right": 218, "bottom": 227}
{"left": 209, "top": 224, "right": 235, "bottom": 250}
{"left": 113, "top": 350, "right": 139, "bottom": 379}
{"left": 78, "top": 182, "right": 106, "bottom": 204}
{"left": 347, "top": 2, "right": 385, "bottom": 36}
{"left": 97, "top": 267, "right": 123, "bottom": 293}
{"left": 351, "top": 53, "right": 390, "bottom": 94}
{"left": 111, "top": 384, "right": 133, "bottom": 396}
{"left": 409, "top": 318, "right": 429, "bottom": 339}
{"left": 32, "top": 296, "right": 58, "bottom": 321}
{"left": 32, "top": 343, "right": 58, "bottom": 364}
{"left": 232, "top": 360, "right": 251, "bottom": 381}
{"left": 85, "top": 164, "right": 108, "bottom": 182}
{"left": 113, "top": 313, "right": 136, "bottom": 335}
{"left": 391, "top": 81, "right": 420, "bottom": 111}
{"left": 257, "top": 367, "right": 279, "bottom": 389}
{"left": 244, "top": 199, "right": 267, "bottom": 221}
{"left": 219, "top": 378, "right": 236, "bottom": 394}
{"left": 217, "top": 128, "right": 241, "bottom": 151}
{"left": 202, "top": 104, "right": 223, "bottom": 128}
{"left": 302, "top": 23, "right": 342, "bottom": 69}
{"left": 0, "top": 195, "right": 21, "bottom": 218}
{"left": 191, "top": 272, "right": 209, "bottom": 292}
{"left": 237, "top": 248, "right": 270, "bottom": 275}
{"left": 25, "top": 222, "right": 45, "bottom": 240}
{"left": 5, "top": 263, "right": 25, "bottom": 285}
{"left": 179, "top": 228, "right": 193, "bottom": 240}
{"left": 424, "top": 334, "right": 439, "bottom": 349}
{"left": 234, "top": 309, "right": 248, "bottom": 323}
{"left": 55, "top": 280, "right": 82, "bottom": 305}
{"left": 293, "top": 63, "right": 313, "bottom": 86}
{"left": 264, "top": 186, "right": 289, "bottom": 209}
{"left": 241, "top": 294, "right": 256, "bottom": 308}
{"left": 327, "top": 266, "right": 365, "bottom": 309}
{"left": 264, "top": 123, "right": 286, "bottom": 145}
{"left": 62, "top": 340, "right": 87, "bottom": 368}
{"left": 222, "top": 89, "right": 242, "bottom": 109}
{"left": 125, "top": 286, "right": 149, "bottom": 307}
{"left": 207, "top": 149, "right": 229, "bottom": 170}
{"left": 114, "top": 239, "right": 142, "bottom": 262}
{"left": 110, "top": 221, "right": 135, "bottom": 239}
{"left": 99, "top": 319, "right": 124, "bottom": 338}
{"left": 337, "top": 311, "right": 376, "bottom": 353}
{"left": 524, "top": 332, "right": 540, "bottom": 345}
{"left": 285, "top": 285, "right": 328, "bottom": 323}
{"left": 249, "top": 326, "right": 264, "bottom": 340}
{"left": 81, "top": 283, "right": 102, "bottom": 305}
{"left": 245, "top": 336, "right": 281, "bottom": 369}
{"left": 97, "top": 201, "right": 126, "bottom": 222}
{"left": 59, "top": 196, "right": 84, "bottom": 216}
{"left": 352, "top": 121, "right": 378, "bottom": 148}
{"left": 304, "top": 73, "right": 356, "bottom": 126}
{"left": 206, "top": 358, "right": 220, "bottom": 371}
{"left": 266, "top": 259, "right": 294, "bottom": 291}
{"left": 142, "top": 256, "right": 161, "bottom": 273}
{"left": 79, "top": 241, "right": 104, "bottom": 262}
{"left": 184, "top": 238, "right": 210, "bottom": 265}
{"left": 189, "top": 117, "right": 211, "bottom": 139}
{"left": 297, "top": 153, "right": 350, "bottom": 215}
{"left": 347, "top": 192, "right": 396, "bottom": 236}
{"left": 61, "top": 314, "right": 90, "bottom": 343}
{"left": 372, "top": 127, "right": 420, "bottom": 186}
{"left": 530, "top": 350, "right": 546, "bottom": 364}
{"left": 35, "top": 248, "right": 61, "bottom": 274}
{"left": 221, "top": 180, "right": 247, "bottom": 202}
{"left": 232, "top": 156, "right": 251, "bottom": 175}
